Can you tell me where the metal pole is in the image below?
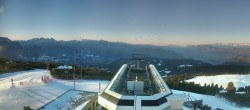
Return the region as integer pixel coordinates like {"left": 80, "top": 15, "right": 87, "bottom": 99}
{"left": 74, "top": 51, "right": 75, "bottom": 79}
{"left": 81, "top": 65, "right": 83, "bottom": 79}
{"left": 74, "top": 51, "right": 75, "bottom": 90}
{"left": 74, "top": 80, "right": 75, "bottom": 90}
{"left": 99, "top": 83, "right": 101, "bottom": 94}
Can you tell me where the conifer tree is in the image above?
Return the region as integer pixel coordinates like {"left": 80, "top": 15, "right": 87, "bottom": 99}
{"left": 204, "top": 83, "right": 207, "bottom": 88}
{"left": 226, "top": 82, "right": 236, "bottom": 94}
{"left": 214, "top": 84, "right": 219, "bottom": 89}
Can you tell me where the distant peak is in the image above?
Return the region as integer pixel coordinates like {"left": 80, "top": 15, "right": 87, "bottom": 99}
{"left": 30, "top": 37, "right": 56, "bottom": 41}
{"left": 27, "top": 37, "right": 57, "bottom": 43}
{"left": 0, "top": 37, "right": 11, "bottom": 42}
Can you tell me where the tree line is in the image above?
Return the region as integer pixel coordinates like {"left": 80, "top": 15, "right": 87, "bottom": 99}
{"left": 50, "top": 67, "right": 114, "bottom": 80}
{"left": 166, "top": 75, "right": 250, "bottom": 107}
{"left": 166, "top": 76, "right": 223, "bottom": 95}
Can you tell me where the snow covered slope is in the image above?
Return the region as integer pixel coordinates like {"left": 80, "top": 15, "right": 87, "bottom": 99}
{"left": 186, "top": 74, "right": 250, "bottom": 89}
{"left": 0, "top": 70, "right": 109, "bottom": 110}
{"left": 172, "top": 90, "right": 250, "bottom": 110}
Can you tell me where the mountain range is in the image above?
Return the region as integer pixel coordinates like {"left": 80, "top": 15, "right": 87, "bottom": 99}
{"left": 1, "top": 37, "right": 250, "bottom": 65}
{"left": 165, "top": 44, "right": 250, "bottom": 64}
{"left": 0, "top": 37, "right": 183, "bottom": 64}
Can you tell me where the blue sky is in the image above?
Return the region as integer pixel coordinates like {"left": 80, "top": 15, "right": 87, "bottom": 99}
{"left": 0, "top": 0, "right": 250, "bottom": 45}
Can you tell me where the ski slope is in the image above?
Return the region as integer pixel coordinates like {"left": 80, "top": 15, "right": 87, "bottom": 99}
{"left": 186, "top": 74, "right": 250, "bottom": 89}
{"left": 0, "top": 70, "right": 109, "bottom": 110}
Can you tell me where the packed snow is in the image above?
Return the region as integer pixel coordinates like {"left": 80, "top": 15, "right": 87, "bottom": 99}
{"left": 186, "top": 74, "right": 250, "bottom": 89}
{"left": 40, "top": 90, "right": 95, "bottom": 110}
{"left": 0, "top": 69, "right": 109, "bottom": 110}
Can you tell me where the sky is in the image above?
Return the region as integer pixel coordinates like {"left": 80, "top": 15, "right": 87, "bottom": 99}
{"left": 0, "top": 0, "right": 250, "bottom": 45}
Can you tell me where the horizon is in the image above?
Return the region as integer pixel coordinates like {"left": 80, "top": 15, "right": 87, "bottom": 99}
{"left": 1, "top": 0, "right": 250, "bottom": 46}
{"left": 3, "top": 36, "right": 250, "bottom": 47}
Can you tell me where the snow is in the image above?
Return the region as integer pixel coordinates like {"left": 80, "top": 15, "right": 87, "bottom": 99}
{"left": 40, "top": 90, "right": 95, "bottom": 110}
{"left": 56, "top": 65, "right": 73, "bottom": 69}
{"left": 172, "top": 90, "right": 250, "bottom": 110}
{"left": 41, "top": 90, "right": 83, "bottom": 110}
{"left": 162, "top": 71, "right": 171, "bottom": 78}
{"left": 178, "top": 64, "right": 193, "bottom": 68}
{"left": 162, "top": 75, "right": 167, "bottom": 78}
{"left": 165, "top": 70, "right": 171, "bottom": 74}
{"left": 74, "top": 100, "right": 89, "bottom": 110}
{"left": 186, "top": 74, "right": 250, "bottom": 89}
{"left": 0, "top": 69, "right": 109, "bottom": 110}
{"left": 183, "top": 106, "right": 190, "bottom": 110}
{"left": 1, "top": 69, "right": 250, "bottom": 110}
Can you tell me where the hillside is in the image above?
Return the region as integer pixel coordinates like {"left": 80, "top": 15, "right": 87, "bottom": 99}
{"left": 97, "top": 57, "right": 210, "bottom": 74}
{"left": 0, "top": 57, "right": 58, "bottom": 74}
{"left": 172, "top": 90, "right": 249, "bottom": 110}
{"left": 186, "top": 74, "right": 250, "bottom": 89}
{"left": 165, "top": 44, "right": 250, "bottom": 65}
{"left": 168, "top": 65, "right": 250, "bottom": 75}
{"left": 225, "top": 55, "right": 250, "bottom": 65}
{"left": 50, "top": 67, "right": 114, "bottom": 80}
{"left": 0, "top": 37, "right": 22, "bottom": 59}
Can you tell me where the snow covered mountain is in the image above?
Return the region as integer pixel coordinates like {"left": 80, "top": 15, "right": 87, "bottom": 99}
{"left": 0, "top": 37, "right": 184, "bottom": 64}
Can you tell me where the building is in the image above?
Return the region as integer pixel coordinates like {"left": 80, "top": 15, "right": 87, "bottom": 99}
{"left": 98, "top": 56, "right": 186, "bottom": 110}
